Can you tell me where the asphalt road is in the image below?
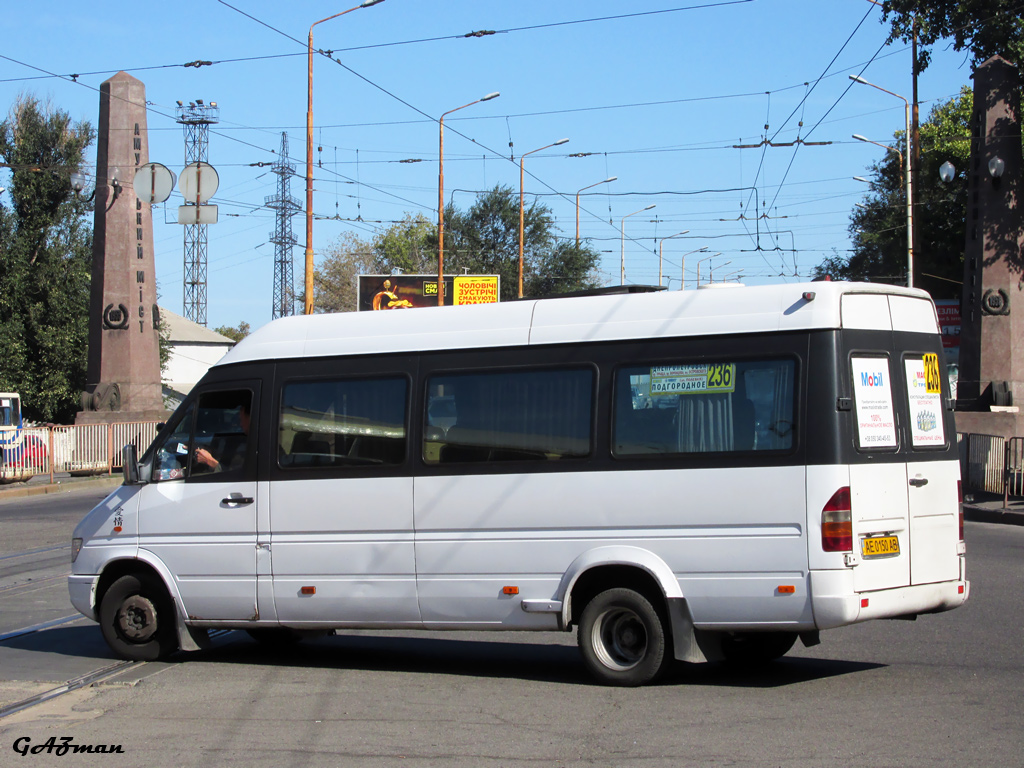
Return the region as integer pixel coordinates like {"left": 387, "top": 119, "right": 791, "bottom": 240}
{"left": 0, "top": 485, "right": 1020, "bottom": 767}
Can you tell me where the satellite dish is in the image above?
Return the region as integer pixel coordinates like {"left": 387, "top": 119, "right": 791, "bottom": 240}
{"left": 178, "top": 161, "right": 219, "bottom": 204}
{"left": 133, "top": 163, "right": 176, "bottom": 204}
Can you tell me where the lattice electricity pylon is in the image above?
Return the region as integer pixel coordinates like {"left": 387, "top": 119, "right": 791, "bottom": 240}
{"left": 266, "top": 132, "right": 301, "bottom": 319}
{"left": 176, "top": 100, "right": 220, "bottom": 326}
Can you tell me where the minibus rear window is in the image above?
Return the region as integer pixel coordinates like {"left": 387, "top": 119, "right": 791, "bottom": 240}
{"left": 613, "top": 359, "right": 796, "bottom": 456}
{"left": 278, "top": 377, "right": 408, "bottom": 468}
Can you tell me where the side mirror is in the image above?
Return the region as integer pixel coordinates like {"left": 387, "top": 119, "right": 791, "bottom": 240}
{"left": 122, "top": 444, "right": 141, "bottom": 485}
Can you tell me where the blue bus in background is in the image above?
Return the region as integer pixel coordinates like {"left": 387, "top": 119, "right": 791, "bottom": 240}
{"left": 1, "top": 393, "right": 47, "bottom": 482}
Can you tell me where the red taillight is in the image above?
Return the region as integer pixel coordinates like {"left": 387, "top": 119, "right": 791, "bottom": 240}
{"left": 957, "top": 480, "right": 964, "bottom": 541}
{"left": 822, "top": 486, "right": 853, "bottom": 552}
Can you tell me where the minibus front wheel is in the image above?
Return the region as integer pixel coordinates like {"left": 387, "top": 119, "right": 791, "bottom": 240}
{"left": 577, "top": 587, "right": 671, "bottom": 686}
{"left": 99, "top": 573, "right": 179, "bottom": 661}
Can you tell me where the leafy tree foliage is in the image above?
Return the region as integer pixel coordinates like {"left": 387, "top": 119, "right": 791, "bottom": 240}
{"left": 882, "top": 0, "right": 1024, "bottom": 71}
{"left": 310, "top": 231, "right": 375, "bottom": 313}
{"left": 370, "top": 213, "right": 435, "bottom": 275}
{"left": 815, "top": 88, "right": 973, "bottom": 300}
{"left": 817, "top": 87, "right": 1024, "bottom": 300}
{"left": 212, "top": 321, "right": 250, "bottom": 343}
{"left": 428, "top": 185, "right": 600, "bottom": 302}
{"left": 0, "top": 96, "right": 93, "bottom": 423}
{"left": 312, "top": 186, "right": 601, "bottom": 311}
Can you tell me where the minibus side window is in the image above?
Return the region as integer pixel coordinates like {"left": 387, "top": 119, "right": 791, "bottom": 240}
{"left": 613, "top": 359, "right": 795, "bottom": 456}
{"left": 424, "top": 368, "right": 593, "bottom": 464}
{"left": 151, "top": 390, "right": 253, "bottom": 481}
{"left": 278, "top": 377, "right": 408, "bottom": 468}
{"left": 152, "top": 403, "right": 195, "bottom": 481}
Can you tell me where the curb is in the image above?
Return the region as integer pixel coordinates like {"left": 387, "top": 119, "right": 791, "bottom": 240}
{"left": 963, "top": 504, "right": 1024, "bottom": 527}
{"left": 0, "top": 475, "right": 122, "bottom": 501}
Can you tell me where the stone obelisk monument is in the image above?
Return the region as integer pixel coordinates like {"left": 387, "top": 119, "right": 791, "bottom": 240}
{"left": 77, "top": 72, "right": 167, "bottom": 424}
{"left": 955, "top": 56, "right": 1024, "bottom": 437}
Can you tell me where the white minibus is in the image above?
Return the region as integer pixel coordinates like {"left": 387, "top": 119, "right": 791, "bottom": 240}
{"left": 70, "top": 281, "right": 968, "bottom": 686}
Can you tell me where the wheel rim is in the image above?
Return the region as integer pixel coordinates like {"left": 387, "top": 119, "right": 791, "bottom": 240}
{"left": 591, "top": 607, "right": 648, "bottom": 671}
{"left": 117, "top": 594, "right": 159, "bottom": 643}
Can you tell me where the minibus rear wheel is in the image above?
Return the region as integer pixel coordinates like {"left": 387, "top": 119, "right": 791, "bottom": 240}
{"left": 577, "top": 587, "right": 671, "bottom": 687}
{"left": 99, "top": 573, "right": 178, "bottom": 661}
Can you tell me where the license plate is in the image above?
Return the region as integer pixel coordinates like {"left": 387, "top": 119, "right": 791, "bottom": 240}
{"left": 862, "top": 535, "right": 900, "bottom": 558}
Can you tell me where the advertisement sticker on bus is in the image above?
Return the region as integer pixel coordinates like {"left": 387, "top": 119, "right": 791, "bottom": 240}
{"left": 851, "top": 357, "right": 897, "bottom": 448}
{"left": 649, "top": 363, "right": 736, "bottom": 396}
{"left": 905, "top": 357, "right": 945, "bottom": 447}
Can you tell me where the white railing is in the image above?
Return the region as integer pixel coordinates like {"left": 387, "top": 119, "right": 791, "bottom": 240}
{"left": 0, "top": 422, "right": 160, "bottom": 485}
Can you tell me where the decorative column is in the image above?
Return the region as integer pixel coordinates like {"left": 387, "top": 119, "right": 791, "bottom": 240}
{"left": 78, "top": 72, "right": 166, "bottom": 424}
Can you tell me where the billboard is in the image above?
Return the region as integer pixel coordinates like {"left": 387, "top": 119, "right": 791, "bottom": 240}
{"left": 357, "top": 275, "right": 500, "bottom": 311}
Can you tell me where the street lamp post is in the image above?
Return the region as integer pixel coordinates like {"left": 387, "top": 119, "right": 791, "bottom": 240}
{"left": 305, "top": 0, "right": 385, "bottom": 315}
{"left": 849, "top": 74, "right": 913, "bottom": 288}
{"left": 519, "top": 138, "right": 569, "bottom": 298}
{"left": 708, "top": 260, "right": 732, "bottom": 284}
{"left": 620, "top": 204, "right": 655, "bottom": 285}
{"left": 657, "top": 230, "right": 689, "bottom": 287}
{"left": 695, "top": 252, "right": 722, "bottom": 287}
{"left": 576, "top": 177, "right": 616, "bottom": 245}
{"left": 679, "top": 246, "right": 707, "bottom": 290}
{"left": 438, "top": 92, "right": 500, "bottom": 306}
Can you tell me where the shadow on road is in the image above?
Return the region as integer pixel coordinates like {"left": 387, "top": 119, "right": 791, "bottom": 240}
{"left": 2, "top": 625, "right": 886, "bottom": 689}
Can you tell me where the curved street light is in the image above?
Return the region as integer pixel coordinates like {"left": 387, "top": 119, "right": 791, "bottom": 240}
{"left": 575, "top": 176, "right": 616, "bottom": 245}
{"left": 849, "top": 74, "right": 913, "bottom": 288}
{"left": 657, "top": 231, "right": 689, "bottom": 287}
{"left": 679, "top": 246, "right": 708, "bottom": 290}
{"left": 438, "top": 91, "right": 500, "bottom": 306}
{"left": 519, "top": 138, "right": 569, "bottom": 298}
{"left": 695, "top": 252, "right": 722, "bottom": 287}
{"left": 620, "top": 204, "right": 655, "bottom": 285}
{"left": 305, "top": 0, "right": 386, "bottom": 314}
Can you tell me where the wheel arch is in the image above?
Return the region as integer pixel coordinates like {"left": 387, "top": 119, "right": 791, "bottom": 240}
{"left": 558, "top": 546, "right": 682, "bottom": 628}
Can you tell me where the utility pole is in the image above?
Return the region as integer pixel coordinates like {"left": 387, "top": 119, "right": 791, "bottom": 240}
{"left": 176, "top": 100, "right": 219, "bottom": 326}
{"left": 267, "top": 132, "right": 300, "bottom": 319}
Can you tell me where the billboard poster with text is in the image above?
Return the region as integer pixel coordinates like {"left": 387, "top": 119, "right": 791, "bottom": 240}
{"left": 357, "top": 275, "right": 500, "bottom": 311}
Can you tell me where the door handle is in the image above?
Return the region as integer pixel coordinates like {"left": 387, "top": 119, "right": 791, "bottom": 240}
{"left": 909, "top": 477, "right": 928, "bottom": 487}
{"left": 222, "top": 496, "right": 254, "bottom": 505}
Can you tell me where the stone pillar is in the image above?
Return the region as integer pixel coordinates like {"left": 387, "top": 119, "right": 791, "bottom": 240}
{"left": 955, "top": 56, "right": 1024, "bottom": 437}
{"left": 77, "top": 72, "right": 167, "bottom": 424}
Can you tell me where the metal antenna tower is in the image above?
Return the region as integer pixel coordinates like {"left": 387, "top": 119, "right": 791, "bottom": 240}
{"left": 175, "top": 100, "right": 220, "bottom": 326}
{"left": 266, "top": 132, "right": 300, "bottom": 319}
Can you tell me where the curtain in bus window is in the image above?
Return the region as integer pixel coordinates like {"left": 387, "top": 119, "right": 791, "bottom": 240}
{"left": 614, "top": 359, "right": 794, "bottom": 456}
{"left": 278, "top": 377, "right": 407, "bottom": 468}
{"left": 425, "top": 368, "right": 593, "bottom": 464}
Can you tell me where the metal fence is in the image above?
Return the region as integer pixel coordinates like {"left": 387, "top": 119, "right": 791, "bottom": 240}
{"left": 0, "top": 422, "right": 160, "bottom": 485}
{"left": 959, "top": 432, "right": 1024, "bottom": 503}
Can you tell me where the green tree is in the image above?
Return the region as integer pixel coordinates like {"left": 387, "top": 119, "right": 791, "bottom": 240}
{"left": 0, "top": 95, "right": 93, "bottom": 423}
{"left": 212, "top": 321, "right": 250, "bottom": 343}
{"left": 815, "top": 88, "right": 974, "bottom": 300}
{"left": 882, "top": 1, "right": 1024, "bottom": 71}
{"left": 425, "top": 185, "right": 600, "bottom": 302}
{"left": 370, "top": 213, "right": 435, "bottom": 275}
{"left": 310, "top": 231, "right": 375, "bottom": 313}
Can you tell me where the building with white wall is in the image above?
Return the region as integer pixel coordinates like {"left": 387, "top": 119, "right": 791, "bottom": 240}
{"left": 160, "top": 308, "right": 236, "bottom": 408}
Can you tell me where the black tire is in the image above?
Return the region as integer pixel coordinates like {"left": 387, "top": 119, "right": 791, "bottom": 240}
{"left": 577, "top": 587, "right": 671, "bottom": 687}
{"left": 720, "top": 632, "right": 798, "bottom": 665}
{"left": 99, "top": 573, "right": 179, "bottom": 661}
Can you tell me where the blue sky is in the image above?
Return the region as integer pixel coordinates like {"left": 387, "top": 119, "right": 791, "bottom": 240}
{"left": 1, "top": 1, "right": 975, "bottom": 330}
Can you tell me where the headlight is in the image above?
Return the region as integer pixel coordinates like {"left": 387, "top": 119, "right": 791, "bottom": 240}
{"left": 71, "top": 538, "right": 83, "bottom": 563}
